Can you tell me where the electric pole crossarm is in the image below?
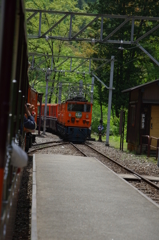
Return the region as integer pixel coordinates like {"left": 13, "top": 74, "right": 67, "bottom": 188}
{"left": 71, "top": 59, "right": 88, "bottom": 72}
{"left": 137, "top": 44, "right": 159, "bottom": 66}
{"left": 27, "top": 12, "right": 38, "bottom": 22}
{"left": 92, "top": 73, "right": 115, "bottom": 90}
{"left": 136, "top": 23, "right": 159, "bottom": 42}
{"left": 103, "top": 18, "right": 130, "bottom": 41}
{"left": 95, "top": 59, "right": 111, "bottom": 71}
{"left": 55, "top": 58, "right": 69, "bottom": 69}
{"left": 41, "top": 14, "right": 69, "bottom": 38}
{"left": 71, "top": 16, "right": 98, "bottom": 39}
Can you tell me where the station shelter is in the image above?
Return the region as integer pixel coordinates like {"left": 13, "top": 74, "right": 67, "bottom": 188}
{"left": 122, "top": 79, "right": 159, "bottom": 154}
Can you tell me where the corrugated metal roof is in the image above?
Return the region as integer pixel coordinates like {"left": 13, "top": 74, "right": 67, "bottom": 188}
{"left": 122, "top": 79, "right": 159, "bottom": 93}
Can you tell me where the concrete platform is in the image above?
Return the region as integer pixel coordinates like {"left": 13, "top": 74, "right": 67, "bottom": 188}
{"left": 32, "top": 154, "right": 159, "bottom": 240}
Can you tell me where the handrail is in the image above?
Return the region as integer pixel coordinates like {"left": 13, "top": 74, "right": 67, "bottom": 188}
{"left": 149, "top": 136, "right": 159, "bottom": 159}
{"left": 140, "top": 135, "right": 159, "bottom": 159}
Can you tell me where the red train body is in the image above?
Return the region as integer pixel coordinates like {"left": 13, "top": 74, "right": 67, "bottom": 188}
{"left": 0, "top": 1, "right": 33, "bottom": 239}
{"left": 37, "top": 103, "right": 58, "bottom": 132}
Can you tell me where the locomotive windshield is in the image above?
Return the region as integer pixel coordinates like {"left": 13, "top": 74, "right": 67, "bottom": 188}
{"left": 68, "top": 103, "right": 91, "bottom": 112}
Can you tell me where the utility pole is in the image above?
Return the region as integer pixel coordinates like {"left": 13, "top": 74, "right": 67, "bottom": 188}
{"left": 106, "top": 56, "right": 114, "bottom": 146}
{"left": 58, "top": 82, "right": 62, "bottom": 103}
{"left": 91, "top": 76, "right": 94, "bottom": 103}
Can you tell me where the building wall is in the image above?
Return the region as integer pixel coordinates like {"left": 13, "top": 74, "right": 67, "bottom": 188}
{"left": 127, "top": 89, "right": 142, "bottom": 153}
{"left": 142, "top": 82, "right": 159, "bottom": 102}
{"left": 126, "top": 82, "right": 159, "bottom": 153}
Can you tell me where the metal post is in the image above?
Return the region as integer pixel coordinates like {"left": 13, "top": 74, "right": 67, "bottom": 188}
{"left": 69, "top": 14, "right": 73, "bottom": 39}
{"left": 100, "top": 16, "right": 103, "bottom": 41}
{"left": 70, "top": 58, "right": 72, "bottom": 72}
{"left": 58, "top": 82, "right": 62, "bottom": 104}
{"left": 89, "top": 59, "right": 91, "bottom": 73}
{"left": 43, "top": 71, "right": 49, "bottom": 134}
{"left": 91, "top": 76, "right": 94, "bottom": 103}
{"left": 106, "top": 56, "right": 114, "bottom": 146}
{"left": 38, "top": 12, "right": 42, "bottom": 37}
{"left": 131, "top": 19, "right": 134, "bottom": 42}
{"left": 79, "top": 80, "right": 83, "bottom": 97}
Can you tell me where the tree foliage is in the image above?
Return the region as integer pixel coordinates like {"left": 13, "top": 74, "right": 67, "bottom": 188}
{"left": 26, "top": 0, "right": 95, "bottom": 103}
{"left": 87, "top": 0, "right": 159, "bottom": 117}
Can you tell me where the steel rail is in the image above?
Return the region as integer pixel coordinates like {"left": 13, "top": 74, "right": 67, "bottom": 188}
{"left": 85, "top": 143, "right": 159, "bottom": 191}
{"left": 32, "top": 140, "right": 63, "bottom": 146}
{"left": 28, "top": 142, "right": 69, "bottom": 153}
{"left": 70, "top": 142, "right": 87, "bottom": 157}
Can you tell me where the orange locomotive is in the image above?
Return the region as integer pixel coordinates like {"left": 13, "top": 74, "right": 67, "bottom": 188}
{"left": 37, "top": 96, "right": 93, "bottom": 143}
{"left": 57, "top": 96, "right": 93, "bottom": 142}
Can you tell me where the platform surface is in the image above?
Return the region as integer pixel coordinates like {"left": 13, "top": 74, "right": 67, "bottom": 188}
{"left": 32, "top": 154, "right": 159, "bottom": 240}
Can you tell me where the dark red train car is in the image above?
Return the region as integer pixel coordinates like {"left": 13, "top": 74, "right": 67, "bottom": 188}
{"left": 37, "top": 103, "right": 58, "bottom": 132}
{"left": 28, "top": 86, "right": 38, "bottom": 123}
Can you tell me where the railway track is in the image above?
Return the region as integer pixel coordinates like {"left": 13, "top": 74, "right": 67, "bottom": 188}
{"left": 71, "top": 142, "right": 159, "bottom": 205}
{"left": 28, "top": 140, "right": 69, "bottom": 153}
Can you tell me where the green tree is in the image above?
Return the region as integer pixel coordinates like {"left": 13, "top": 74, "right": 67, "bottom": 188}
{"left": 87, "top": 0, "right": 159, "bottom": 117}
{"left": 26, "top": 0, "right": 96, "bottom": 103}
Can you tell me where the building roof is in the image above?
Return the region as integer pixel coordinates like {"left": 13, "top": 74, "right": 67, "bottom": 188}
{"left": 122, "top": 79, "right": 159, "bottom": 93}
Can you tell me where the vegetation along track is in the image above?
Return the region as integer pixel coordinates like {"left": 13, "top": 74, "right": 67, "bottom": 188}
{"left": 71, "top": 142, "right": 159, "bottom": 206}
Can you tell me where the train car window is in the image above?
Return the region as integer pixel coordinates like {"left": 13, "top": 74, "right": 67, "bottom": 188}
{"left": 86, "top": 104, "right": 91, "bottom": 112}
{"left": 68, "top": 104, "right": 72, "bottom": 111}
{"left": 47, "top": 106, "right": 49, "bottom": 115}
{"left": 38, "top": 106, "right": 40, "bottom": 114}
{"left": 50, "top": 106, "right": 53, "bottom": 116}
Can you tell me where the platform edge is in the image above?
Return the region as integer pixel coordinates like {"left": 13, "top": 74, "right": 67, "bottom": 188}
{"left": 94, "top": 157, "right": 159, "bottom": 208}
{"left": 31, "top": 154, "right": 37, "bottom": 240}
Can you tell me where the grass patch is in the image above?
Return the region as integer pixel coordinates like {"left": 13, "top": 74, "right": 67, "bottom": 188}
{"left": 91, "top": 133, "right": 127, "bottom": 151}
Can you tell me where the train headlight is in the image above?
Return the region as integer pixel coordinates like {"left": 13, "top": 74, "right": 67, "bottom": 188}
{"left": 86, "top": 114, "right": 89, "bottom": 118}
{"left": 69, "top": 113, "right": 72, "bottom": 117}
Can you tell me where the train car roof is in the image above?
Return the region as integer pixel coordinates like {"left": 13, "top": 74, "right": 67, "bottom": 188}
{"left": 29, "top": 86, "right": 39, "bottom": 94}
{"left": 38, "top": 103, "right": 58, "bottom": 105}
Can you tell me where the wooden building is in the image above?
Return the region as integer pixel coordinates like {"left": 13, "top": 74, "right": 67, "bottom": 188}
{"left": 122, "top": 79, "right": 159, "bottom": 153}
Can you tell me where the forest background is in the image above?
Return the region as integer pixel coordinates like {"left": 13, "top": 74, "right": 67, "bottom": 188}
{"left": 26, "top": 0, "right": 159, "bottom": 146}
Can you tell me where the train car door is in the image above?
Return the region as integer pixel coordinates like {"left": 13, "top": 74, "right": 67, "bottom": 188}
{"left": 150, "top": 105, "right": 159, "bottom": 149}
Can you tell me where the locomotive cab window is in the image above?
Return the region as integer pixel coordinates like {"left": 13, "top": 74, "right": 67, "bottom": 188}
{"left": 68, "top": 103, "right": 91, "bottom": 112}
{"left": 86, "top": 104, "right": 91, "bottom": 112}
